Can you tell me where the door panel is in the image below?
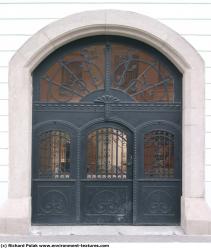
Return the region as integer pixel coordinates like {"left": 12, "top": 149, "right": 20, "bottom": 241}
{"left": 80, "top": 181, "right": 132, "bottom": 224}
{"left": 136, "top": 181, "right": 181, "bottom": 224}
{"left": 135, "top": 123, "right": 181, "bottom": 224}
{"left": 32, "top": 181, "right": 77, "bottom": 224}
{"left": 80, "top": 124, "right": 133, "bottom": 224}
{"left": 32, "top": 122, "right": 78, "bottom": 224}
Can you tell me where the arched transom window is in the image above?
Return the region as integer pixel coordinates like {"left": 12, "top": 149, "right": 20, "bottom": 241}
{"left": 34, "top": 36, "right": 179, "bottom": 104}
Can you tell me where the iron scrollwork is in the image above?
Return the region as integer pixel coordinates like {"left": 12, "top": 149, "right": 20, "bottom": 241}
{"left": 144, "top": 190, "right": 173, "bottom": 215}
{"left": 87, "top": 127, "right": 128, "bottom": 179}
{"left": 40, "top": 190, "right": 68, "bottom": 215}
{"left": 38, "top": 130, "right": 71, "bottom": 178}
{"left": 94, "top": 95, "right": 120, "bottom": 120}
{"left": 38, "top": 42, "right": 176, "bottom": 103}
{"left": 112, "top": 49, "right": 174, "bottom": 103}
{"left": 40, "top": 46, "right": 104, "bottom": 102}
{"left": 144, "top": 130, "right": 174, "bottom": 178}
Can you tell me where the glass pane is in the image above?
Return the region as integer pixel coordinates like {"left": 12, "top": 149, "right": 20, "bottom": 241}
{"left": 87, "top": 128, "right": 128, "bottom": 179}
{"left": 40, "top": 44, "right": 105, "bottom": 102}
{"left": 144, "top": 130, "right": 174, "bottom": 178}
{"left": 38, "top": 130, "right": 71, "bottom": 178}
{"left": 111, "top": 43, "right": 174, "bottom": 102}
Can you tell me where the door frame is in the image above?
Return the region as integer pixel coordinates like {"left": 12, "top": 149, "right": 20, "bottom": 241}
{"left": 1, "top": 9, "right": 209, "bottom": 235}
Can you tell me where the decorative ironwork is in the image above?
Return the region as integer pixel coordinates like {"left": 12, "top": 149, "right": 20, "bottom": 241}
{"left": 38, "top": 41, "right": 175, "bottom": 104}
{"left": 38, "top": 130, "right": 71, "bottom": 178}
{"left": 144, "top": 190, "right": 173, "bottom": 215}
{"left": 39, "top": 45, "right": 104, "bottom": 102}
{"left": 33, "top": 102, "right": 181, "bottom": 112}
{"left": 32, "top": 36, "right": 181, "bottom": 225}
{"left": 144, "top": 130, "right": 174, "bottom": 177}
{"left": 40, "top": 190, "right": 68, "bottom": 215}
{"left": 94, "top": 95, "right": 120, "bottom": 121}
{"left": 112, "top": 46, "right": 174, "bottom": 102}
{"left": 87, "top": 128, "right": 128, "bottom": 179}
{"left": 94, "top": 95, "right": 120, "bottom": 103}
{"left": 88, "top": 190, "right": 122, "bottom": 214}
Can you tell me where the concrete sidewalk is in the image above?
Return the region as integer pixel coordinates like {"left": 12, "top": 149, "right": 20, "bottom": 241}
{"left": 1, "top": 234, "right": 211, "bottom": 243}
{"left": 1, "top": 226, "right": 211, "bottom": 243}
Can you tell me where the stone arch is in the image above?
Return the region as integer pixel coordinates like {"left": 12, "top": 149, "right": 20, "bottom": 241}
{"left": 0, "top": 9, "right": 210, "bottom": 235}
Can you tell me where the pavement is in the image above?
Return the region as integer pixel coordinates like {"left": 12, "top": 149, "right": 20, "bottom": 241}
{"left": 0, "top": 226, "right": 211, "bottom": 243}
{"left": 1, "top": 234, "right": 211, "bottom": 243}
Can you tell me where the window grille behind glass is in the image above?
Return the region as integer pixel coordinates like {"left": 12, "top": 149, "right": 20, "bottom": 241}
{"left": 144, "top": 130, "right": 174, "bottom": 178}
{"left": 87, "top": 128, "right": 128, "bottom": 179}
{"left": 38, "top": 130, "right": 71, "bottom": 178}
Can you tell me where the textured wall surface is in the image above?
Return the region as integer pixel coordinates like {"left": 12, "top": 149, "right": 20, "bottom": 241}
{"left": 0, "top": 0, "right": 211, "bottom": 207}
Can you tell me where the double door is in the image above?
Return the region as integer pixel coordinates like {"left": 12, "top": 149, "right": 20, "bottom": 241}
{"left": 32, "top": 35, "right": 182, "bottom": 225}
{"left": 32, "top": 102, "right": 181, "bottom": 225}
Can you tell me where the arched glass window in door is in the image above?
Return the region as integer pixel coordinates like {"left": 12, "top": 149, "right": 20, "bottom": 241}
{"left": 38, "top": 130, "right": 71, "bottom": 178}
{"left": 144, "top": 130, "right": 174, "bottom": 178}
{"left": 87, "top": 128, "right": 128, "bottom": 179}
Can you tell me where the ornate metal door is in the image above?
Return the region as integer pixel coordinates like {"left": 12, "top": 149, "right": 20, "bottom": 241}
{"left": 32, "top": 36, "right": 182, "bottom": 225}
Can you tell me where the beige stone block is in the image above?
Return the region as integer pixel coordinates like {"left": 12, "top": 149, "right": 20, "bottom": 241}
{"left": 182, "top": 124, "right": 205, "bottom": 197}
{"left": 0, "top": 218, "right": 6, "bottom": 234}
{"left": 0, "top": 198, "right": 31, "bottom": 234}
{"left": 182, "top": 197, "right": 211, "bottom": 235}
{"left": 182, "top": 68, "right": 205, "bottom": 110}
{"left": 17, "top": 32, "right": 55, "bottom": 70}
{"left": 8, "top": 63, "right": 32, "bottom": 198}
{"left": 185, "top": 220, "right": 209, "bottom": 235}
{"left": 43, "top": 10, "right": 107, "bottom": 48}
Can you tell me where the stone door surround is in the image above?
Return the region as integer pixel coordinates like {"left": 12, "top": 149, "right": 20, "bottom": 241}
{"left": 0, "top": 9, "right": 211, "bottom": 235}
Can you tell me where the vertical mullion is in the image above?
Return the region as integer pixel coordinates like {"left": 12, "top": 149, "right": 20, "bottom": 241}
{"left": 67, "top": 136, "right": 71, "bottom": 177}
{"left": 121, "top": 131, "right": 123, "bottom": 178}
{"left": 111, "top": 129, "right": 114, "bottom": 176}
{"left": 163, "top": 132, "right": 166, "bottom": 177}
{"left": 53, "top": 133, "right": 55, "bottom": 176}
{"left": 63, "top": 135, "right": 66, "bottom": 174}
{"left": 76, "top": 132, "right": 81, "bottom": 222}
{"left": 104, "top": 42, "right": 112, "bottom": 93}
{"left": 105, "top": 128, "right": 109, "bottom": 177}
{"left": 100, "top": 130, "right": 103, "bottom": 178}
{"left": 58, "top": 131, "right": 61, "bottom": 177}
{"left": 169, "top": 134, "right": 172, "bottom": 177}
{"left": 158, "top": 132, "right": 161, "bottom": 177}
{"left": 96, "top": 130, "right": 99, "bottom": 178}
{"left": 166, "top": 133, "right": 169, "bottom": 177}
{"left": 116, "top": 130, "right": 119, "bottom": 178}
{"left": 46, "top": 133, "right": 51, "bottom": 177}
{"left": 169, "top": 134, "right": 171, "bottom": 177}
{"left": 133, "top": 132, "right": 137, "bottom": 224}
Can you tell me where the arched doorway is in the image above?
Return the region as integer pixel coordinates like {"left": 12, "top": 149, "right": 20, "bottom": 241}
{"left": 1, "top": 9, "right": 208, "bottom": 234}
{"left": 32, "top": 36, "right": 182, "bottom": 225}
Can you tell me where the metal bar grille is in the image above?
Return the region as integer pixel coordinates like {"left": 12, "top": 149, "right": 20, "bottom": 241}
{"left": 87, "top": 127, "right": 128, "bottom": 179}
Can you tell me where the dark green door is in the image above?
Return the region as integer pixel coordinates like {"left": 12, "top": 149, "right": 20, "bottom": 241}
{"left": 32, "top": 36, "right": 182, "bottom": 225}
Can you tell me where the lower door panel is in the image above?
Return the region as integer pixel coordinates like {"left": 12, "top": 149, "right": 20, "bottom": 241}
{"left": 80, "top": 181, "right": 133, "bottom": 224}
{"left": 135, "top": 180, "right": 181, "bottom": 225}
{"left": 32, "top": 181, "right": 77, "bottom": 224}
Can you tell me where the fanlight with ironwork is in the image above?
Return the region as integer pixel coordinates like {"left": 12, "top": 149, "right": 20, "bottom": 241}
{"left": 38, "top": 41, "right": 175, "bottom": 103}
